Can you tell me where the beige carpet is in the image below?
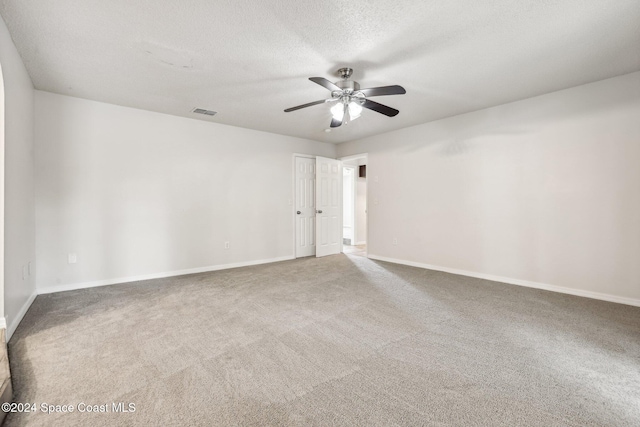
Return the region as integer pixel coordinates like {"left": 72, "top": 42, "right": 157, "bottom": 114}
{"left": 342, "top": 245, "right": 366, "bottom": 257}
{"left": 6, "top": 254, "right": 640, "bottom": 426}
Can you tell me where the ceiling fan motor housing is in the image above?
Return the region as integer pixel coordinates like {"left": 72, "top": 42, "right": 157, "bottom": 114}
{"left": 335, "top": 80, "right": 360, "bottom": 93}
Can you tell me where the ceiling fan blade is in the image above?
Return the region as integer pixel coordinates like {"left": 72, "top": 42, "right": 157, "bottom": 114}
{"left": 309, "top": 77, "right": 341, "bottom": 92}
{"left": 284, "top": 99, "right": 328, "bottom": 112}
{"left": 359, "top": 85, "right": 406, "bottom": 97}
{"left": 362, "top": 99, "right": 399, "bottom": 117}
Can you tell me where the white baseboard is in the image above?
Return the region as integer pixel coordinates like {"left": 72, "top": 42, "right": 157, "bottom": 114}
{"left": 7, "top": 292, "right": 38, "bottom": 341}
{"left": 37, "top": 255, "right": 295, "bottom": 295}
{"left": 368, "top": 254, "right": 640, "bottom": 308}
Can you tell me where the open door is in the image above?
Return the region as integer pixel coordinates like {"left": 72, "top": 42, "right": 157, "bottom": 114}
{"left": 315, "top": 156, "right": 342, "bottom": 257}
{"left": 294, "top": 156, "right": 316, "bottom": 258}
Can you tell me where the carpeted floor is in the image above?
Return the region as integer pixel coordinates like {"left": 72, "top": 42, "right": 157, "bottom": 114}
{"left": 6, "top": 254, "right": 640, "bottom": 426}
{"left": 342, "top": 245, "right": 366, "bottom": 257}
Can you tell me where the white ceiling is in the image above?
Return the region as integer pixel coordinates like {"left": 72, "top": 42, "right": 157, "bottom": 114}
{"left": 1, "top": 0, "right": 639, "bottom": 143}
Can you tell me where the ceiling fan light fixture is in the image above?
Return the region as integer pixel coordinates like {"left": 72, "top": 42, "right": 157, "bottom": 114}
{"left": 348, "top": 101, "right": 362, "bottom": 120}
{"left": 330, "top": 103, "right": 344, "bottom": 120}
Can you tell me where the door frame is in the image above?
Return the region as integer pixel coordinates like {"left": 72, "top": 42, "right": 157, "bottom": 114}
{"left": 338, "top": 153, "right": 368, "bottom": 256}
{"left": 292, "top": 154, "right": 316, "bottom": 258}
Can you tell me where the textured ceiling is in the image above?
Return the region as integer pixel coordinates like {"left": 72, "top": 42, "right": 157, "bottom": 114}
{"left": 1, "top": 0, "right": 639, "bottom": 143}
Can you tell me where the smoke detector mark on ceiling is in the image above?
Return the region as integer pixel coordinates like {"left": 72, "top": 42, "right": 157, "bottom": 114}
{"left": 192, "top": 108, "right": 217, "bottom": 116}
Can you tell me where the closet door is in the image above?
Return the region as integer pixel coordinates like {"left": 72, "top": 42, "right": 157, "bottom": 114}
{"left": 295, "top": 157, "right": 316, "bottom": 257}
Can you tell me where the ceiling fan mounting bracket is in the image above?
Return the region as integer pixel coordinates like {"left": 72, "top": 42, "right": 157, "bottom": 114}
{"left": 337, "top": 67, "right": 353, "bottom": 80}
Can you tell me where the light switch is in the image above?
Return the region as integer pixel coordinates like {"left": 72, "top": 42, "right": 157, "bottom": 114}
{"left": 68, "top": 253, "right": 78, "bottom": 264}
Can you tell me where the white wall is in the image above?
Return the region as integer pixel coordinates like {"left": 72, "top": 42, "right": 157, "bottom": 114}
{"left": 35, "top": 91, "right": 335, "bottom": 293}
{"left": 338, "top": 72, "right": 640, "bottom": 305}
{"left": 0, "top": 15, "right": 36, "bottom": 336}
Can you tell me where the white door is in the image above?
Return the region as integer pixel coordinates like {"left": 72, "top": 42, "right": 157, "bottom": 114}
{"left": 295, "top": 157, "right": 316, "bottom": 257}
{"left": 316, "top": 156, "right": 342, "bottom": 257}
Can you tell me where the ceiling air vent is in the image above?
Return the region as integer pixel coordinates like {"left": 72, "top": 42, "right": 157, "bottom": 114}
{"left": 192, "top": 108, "right": 217, "bottom": 116}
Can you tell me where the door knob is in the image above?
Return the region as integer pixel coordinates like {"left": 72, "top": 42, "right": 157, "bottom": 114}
{"left": 316, "top": 210, "right": 323, "bottom": 214}
{"left": 296, "top": 211, "right": 301, "bottom": 214}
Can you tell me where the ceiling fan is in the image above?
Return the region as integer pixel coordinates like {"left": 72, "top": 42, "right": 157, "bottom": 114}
{"left": 284, "top": 68, "right": 406, "bottom": 128}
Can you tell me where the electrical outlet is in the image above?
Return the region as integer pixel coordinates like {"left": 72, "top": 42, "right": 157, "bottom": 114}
{"left": 392, "top": 238, "right": 398, "bottom": 245}
{"left": 224, "top": 242, "right": 230, "bottom": 249}
{"left": 68, "top": 253, "right": 77, "bottom": 264}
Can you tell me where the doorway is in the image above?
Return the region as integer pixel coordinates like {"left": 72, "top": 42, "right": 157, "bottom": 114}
{"left": 294, "top": 155, "right": 343, "bottom": 258}
{"left": 341, "top": 154, "right": 367, "bottom": 257}
{"left": 342, "top": 166, "right": 356, "bottom": 245}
